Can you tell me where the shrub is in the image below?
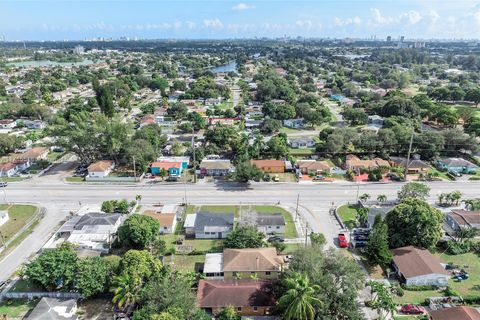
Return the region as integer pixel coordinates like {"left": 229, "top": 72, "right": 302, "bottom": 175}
{"left": 401, "top": 284, "right": 438, "bottom": 291}
{"left": 443, "top": 286, "right": 460, "bottom": 297}
{"left": 445, "top": 241, "right": 471, "bottom": 255}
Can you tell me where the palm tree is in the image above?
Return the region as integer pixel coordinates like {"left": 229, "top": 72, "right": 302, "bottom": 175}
{"left": 377, "top": 194, "right": 387, "bottom": 204}
{"left": 451, "top": 191, "right": 462, "bottom": 206}
{"left": 111, "top": 274, "right": 142, "bottom": 309}
{"left": 359, "top": 193, "right": 371, "bottom": 203}
{"left": 278, "top": 273, "right": 321, "bottom": 320}
{"left": 438, "top": 193, "right": 445, "bottom": 205}
{"left": 357, "top": 207, "right": 369, "bottom": 226}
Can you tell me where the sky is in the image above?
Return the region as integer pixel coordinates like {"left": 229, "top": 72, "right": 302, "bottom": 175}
{"left": 1, "top": 0, "right": 480, "bottom": 41}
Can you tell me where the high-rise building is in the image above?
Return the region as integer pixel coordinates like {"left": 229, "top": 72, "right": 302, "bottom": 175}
{"left": 400, "top": 36, "right": 405, "bottom": 42}
{"left": 73, "top": 45, "right": 85, "bottom": 55}
{"left": 387, "top": 36, "right": 392, "bottom": 42}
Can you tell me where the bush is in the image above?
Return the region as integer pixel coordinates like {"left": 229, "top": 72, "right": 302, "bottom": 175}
{"left": 401, "top": 284, "right": 438, "bottom": 291}
{"left": 445, "top": 241, "right": 471, "bottom": 255}
{"left": 443, "top": 286, "right": 460, "bottom": 297}
{"left": 463, "top": 295, "right": 480, "bottom": 305}
{"left": 392, "top": 284, "right": 404, "bottom": 297}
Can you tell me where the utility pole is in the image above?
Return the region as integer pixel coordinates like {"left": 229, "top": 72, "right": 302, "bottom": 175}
{"left": 404, "top": 126, "right": 415, "bottom": 181}
{"left": 192, "top": 128, "right": 197, "bottom": 183}
{"left": 184, "top": 182, "right": 188, "bottom": 206}
{"left": 0, "top": 230, "right": 6, "bottom": 249}
{"left": 295, "top": 194, "right": 300, "bottom": 222}
{"left": 0, "top": 169, "right": 7, "bottom": 204}
{"left": 132, "top": 156, "right": 137, "bottom": 182}
{"left": 304, "top": 221, "right": 309, "bottom": 247}
{"left": 355, "top": 182, "right": 360, "bottom": 203}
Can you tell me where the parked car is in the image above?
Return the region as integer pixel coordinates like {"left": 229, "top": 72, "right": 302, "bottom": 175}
{"left": 400, "top": 304, "right": 425, "bottom": 315}
{"left": 448, "top": 170, "right": 462, "bottom": 177}
{"left": 0, "top": 182, "right": 8, "bottom": 187}
{"left": 338, "top": 233, "right": 348, "bottom": 248}
{"left": 267, "top": 236, "right": 285, "bottom": 243}
{"left": 354, "top": 241, "right": 367, "bottom": 248}
{"left": 313, "top": 175, "right": 325, "bottom": 181}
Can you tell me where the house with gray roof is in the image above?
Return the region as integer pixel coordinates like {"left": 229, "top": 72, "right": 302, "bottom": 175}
{"left": 27, "top": 297, "right": 78, "bottom": 320}
{"left": 184, "top": 212, "right": 234, "bottom": 239}
{"left": 287, "top": 137, "right": 316, "bottom": 149}
{"left": 256, "top": 215, "right": 286, "bottom": 235}
{"left": 44, "top": 213, "right": 123, "bottom": 253}
{"left": 436, "top": 157, "right": 478, "bottom": 174}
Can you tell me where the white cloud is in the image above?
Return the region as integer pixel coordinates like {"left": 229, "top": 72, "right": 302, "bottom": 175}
{"left": 401, "top": 10, "right": 422, "bottom": 24}
{"left": 173, "top": 21, "right": 182, "bottom": 29}
{"left": 186, "top": 21, "right": 196, "bottom": 29}
{"left": 203, "top": 18, "right": 224, "bottom": 29}
{"left": 370, "top": 8, "right": 394, "bottom": 26}
{"left": 295, "top": 20, "right": 313, "bottom": 28}
{"left": 232, "top": 3, "right": 255, "bottom": 11}
{"left": 334, "top": 16, "right": 362, "bottom": 27}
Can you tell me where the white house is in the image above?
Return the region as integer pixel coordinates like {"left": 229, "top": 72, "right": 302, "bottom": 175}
{"left": 0, "top": 210, "right": 9, "bottom": 227}
{"left": 283, "top": 118, "right": 304, "bottom": 129}
{"left": 0, "top": 119, "right": 17, "bottom": 129}
{"left": 87, "top": 160, "right": 115, "bottom": 179}
{"left": 256, "top": 215, "right": 286, "bottom": 235}
{"left": 391, "top": 246, "right": 449, "bottom": 286}
{"left": 185, "top": 212, "right": 234, "bottom": 239}
{"left": 287, "top": 137, "right": 316, "bottom": 149}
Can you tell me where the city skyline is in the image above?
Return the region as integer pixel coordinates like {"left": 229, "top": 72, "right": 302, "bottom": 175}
{"left": 1, "top": 0, "right": 480, "bottom": 41}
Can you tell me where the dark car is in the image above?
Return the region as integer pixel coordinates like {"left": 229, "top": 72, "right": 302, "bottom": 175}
{"left": 267, "top": 236, "right": 285, "bottom": 243}
{"left": 354, "top": 241, "right": 367, "bottom": 248}
{"left": 0, "top": 182, "right": 7, "bottom": 187}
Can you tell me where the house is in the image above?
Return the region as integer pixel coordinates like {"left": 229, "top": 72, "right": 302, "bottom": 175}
{"left": 87, "top": 160, "right": 115, "bottom": 179}
{"left": 0, "top": 119, "right": 17, "bottom": 129}
{"left": 430, "top": 306, "right": 480, "bottom": 320}
{"left": 287, "top": 137, "right": 316, "bottom": 149}
{"left": 436, "top": 158, "right": 479, "bottom": 174}
{"left": 0, "top": 162, "right": 20, "bottom": 177}
{"left": 446, "top": 210, "right": 480, "bottom": 232}
{"left": 197, "top": 280, "right": 275, "bottom": 316}
{"left": 391, "top": 246, "right": 449, "bottom": 286}
{"left": 368, "top": 115, "right": 384, "bottom": 127}
{"left": 18, "top": 147, "right": 49, "bottom": 162}
{"left": 27, "top": 297, "right": 78, "bottom": 320}
{"left": 389, "top": 157, "right": 430, "bottom": 174}
{"left": 209, "top": 118, "right": 236, "bottom": 126}
{"left": 245, "top": 119, "right": 263, "bottom": 130}
{"left": 24, "top": 120, "right": 46, "bottom": 129}
{"left": 150, "top": 161, "right": 183, "bottom": 177}
{"left": 296, "top": 160, "right": 332, "bottom": 175}
{"left": 256, "top": 215, "right": 286, "bottom": 235}
{"left": 250, "top": 160, "right": 285, "bottom": 173}
{"left": 202, "top": 248, "right": 285, "bottom": 280}
{"left": 143, "top": 211, "right": 177, "bottom": 234}
{"left": 185, "top": 212, "right": 234, "bottom": 239}
{"left": 157, "top": 156, "right": 190, "bottom": 169}
{"left": 45, "top": 213, "right": 123, "bottom": 253}
{"left": 283, "top": 118, "right": 304, "bottom": 129}
{"left": 0, "top": 210, "right": 8, "bottom": 227}
{"left": 199, "top": 159, "right": 233, "bottom": 176}
{"left": 345, "top": 155, "right": 389, "bottom": 172}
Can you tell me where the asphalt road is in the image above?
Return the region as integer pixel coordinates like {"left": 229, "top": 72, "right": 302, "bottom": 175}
{"left": 1, "top": 171, "right": 479, "bottom": 281}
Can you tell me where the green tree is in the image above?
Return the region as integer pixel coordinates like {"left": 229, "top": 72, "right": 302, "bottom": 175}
{"left": 224, "top": 225, "right": 265, "bottom": 249}
{"left": 377, "top": 194, "right": 387, "bottom": 203}
{"left": 111, "top": 273, "right": 142, "bottom": 309}
{"left": 365, "top": 215, "right": 392, "bottom": 266}
{"left": 24, "top": 243, "right": 78, "bottom": 291}
{"left": 118, "top": 250, "right": 162, "bottom": 281}
{"left": 385, "top": 198, "right": 443, "bottom": 248}
{"left": 278, "top": 273, "right": 321, "bottom": 320}
{"left": 309, "top": 232, "right": 326, "bottom": 248}
{"left": 94, "top": 83, "right": 115, "bottom": 117}
{"left": 266, "top": 135, "right": 289, "bottom": 159}
{"left": 75, "top": 257, "right": 108, "bottom": 298}
{"left": 217, "top": 306, "right": 240, "bottom": 320}
{"left": 150, "top": 237, "right": 167, "bottom": 257}
{"left": 288, "top": 247, "right": 365, "bottom": 319}
{"left": 232, "top": 161, "right": 263, "bottom": 182}
{"left": 397, "top": 182, "right": 430, "bottom": 201}
{"left": 118, "top": 215, "right": 160, "bottom": 249}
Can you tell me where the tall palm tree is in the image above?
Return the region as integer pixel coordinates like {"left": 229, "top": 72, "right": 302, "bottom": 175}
{"left": 438, "top": 193, "right": 445, "bottom": 205}
{"left": 451, "top": 191, "right": 462, "bottom": 206}
{"left": 111, "top": 274, "right": 142, "bottom": 309}
{"left": 377, "top": 194, "right": 387, "bottom": 204}
{"left": 359, "top": 193, "right": 371, "bottom": 203}
{"left": 278, "top": 273, "right": 321, "bottom": 320}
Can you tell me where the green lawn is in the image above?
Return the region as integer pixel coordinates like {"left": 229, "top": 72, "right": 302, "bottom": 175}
{"left": 0, "top": 204, "right": 37, "bottom": 243}
{"left": 283, "top": 243, "right": 303, "bottom": 253}
{"left": 0, "top": 299, "right": 38, "bottom": 318}
{"left": 10, "top": 278, "right": 44, "bottom": 293}
{"left": 289, "top": 148, "right": 316, "bottom": 156}
{"left": 159, "top": 233, "right": 224, "bottom": 253}
{"left": 337, "top": 204, "right": 359, "bottom": 229}
{"left": 428, "top": 168, "right": 454, "bottom": 181}
{"left": 47, "top": 151, "right": 65, "bottom": 162}
{"left": 163, "top": 254, "right": 205, "bottom": 272}
{"left": 394, "top": 289, "right": 439, "bottom": 305}
{"left": 66, "top": 176, "right": 85, "bottom": 182}
{"left": 1, "top": 177, "right": 25, "bottom": 182}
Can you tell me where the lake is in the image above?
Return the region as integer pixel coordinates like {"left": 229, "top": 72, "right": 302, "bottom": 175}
{"left": 210, "top": 61, "right": 237, "bottom": 73}
{"left": 8, "top": 59, "right": 98, "bottom": 68}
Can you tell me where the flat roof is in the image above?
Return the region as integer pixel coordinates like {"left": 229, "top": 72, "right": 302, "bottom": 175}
{"left": 204, "top": 253, "right": 224, "bottom": 274}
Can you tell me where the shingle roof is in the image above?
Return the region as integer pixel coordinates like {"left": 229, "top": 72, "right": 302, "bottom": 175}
{"left": 250, "top": 159, "right": 285, "bottom": 168}
{"left": 440, "top": 158, "right": 478, "bottom": 169}
{"left": 449, "top": 210, "right": 480, "bottom": 227}
{"left": 74, "top": 213, "right": 122, "bottom": 230}
{"left": 297, "top": 160, "right": 332, "bottom": 172}
{"left": 143, "top": 211, "right": 176, "bottom": 227}
{"left": 197, "top": 280, "right": 275, "bottom": 308}
{"left": 391, "top": 246, "right": 448, "bottom": 279}
{"left": 27, "top": 297, "right": 77, "bottom": 320}
{"left": 430, "top": 306, "right": 480, "bottom": 320}
{"left": 389, "top": 157, "right": 430, "bottom": 169}
{"left": 87, "top": 160, "right": 114, "bottom": 172}
{"left": 256, "top": 215, "right": 286, "bottom": 226}
{"left": 223, "top": 248, "right": 284, "bottom": 272}
{"left": 199, "top": 159, "right": 232, "bottom": 170}
{"left": 150, "top": 162, "right": 182, "bottom": 170}
{"left": 194, "top": 212, "right": 234, "bottom": 232}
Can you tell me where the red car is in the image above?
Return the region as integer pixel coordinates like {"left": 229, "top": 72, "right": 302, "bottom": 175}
{"left": 338, "top": 233, "right": 348, "bottom": 248}
{"left": 400, "top": 304, "right": 425, "bottom": 315}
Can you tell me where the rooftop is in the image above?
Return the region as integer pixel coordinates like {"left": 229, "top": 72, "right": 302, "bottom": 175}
{"left": 430, "top": 306, "right": 480, "bottom": 320}
{"left": 391, "top": 246, "right": 448, "bottom": 279}
{"left": 223, "top": 247, "right": 284, "bottom": 272}
{"left": 87, "top": 160, "right": 114, "bottom": 172}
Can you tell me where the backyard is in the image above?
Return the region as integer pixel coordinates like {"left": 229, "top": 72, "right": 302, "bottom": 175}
{"left": 0, "top": 299, "right": 38, "bottom": 319}
{"left": 0, "top": 204, "right": 38, "bottom": 244}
